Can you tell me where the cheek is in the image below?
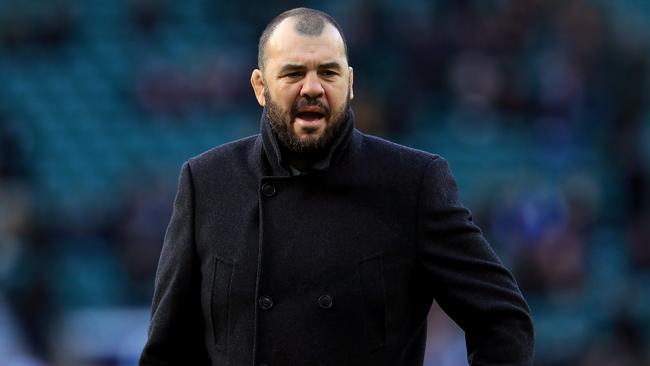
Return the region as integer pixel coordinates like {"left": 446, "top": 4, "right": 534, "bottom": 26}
{"left": 324, "top": 85, "right": 348, "bottom": 107}
{"left": 276, "top": 85, "right": 300, "bottom": 105}
{"left": 328, "top": 80, "right": 348, "bottom": 96}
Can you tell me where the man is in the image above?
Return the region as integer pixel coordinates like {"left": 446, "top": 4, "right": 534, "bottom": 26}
{"left": 140, "top": 7, "right": 534, "bottom": 366}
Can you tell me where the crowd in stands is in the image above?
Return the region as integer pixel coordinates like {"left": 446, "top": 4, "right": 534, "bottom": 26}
{"left": 0, "top": 0, "right": 648, "bottom": 365}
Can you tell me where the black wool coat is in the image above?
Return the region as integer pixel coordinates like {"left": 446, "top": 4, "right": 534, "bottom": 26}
{"left": 140, "top": 111, "right": 534, "bottom": 366}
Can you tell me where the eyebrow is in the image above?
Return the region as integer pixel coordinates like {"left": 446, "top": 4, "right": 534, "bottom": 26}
{"left": 278, "top": 62, "right": 343, "bottom": 74}
{"left": 278, "top": 64, "right": 304, "bottom": 74}
{"left": 319, "top": 62, "right": 343, "bottom": 71}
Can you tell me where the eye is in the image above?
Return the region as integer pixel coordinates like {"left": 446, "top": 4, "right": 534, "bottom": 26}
{"left": 284, "top": 71, "right": 303, "bottom": 78}
{"left": 320, "top": 70, "right": 338, "bottom": 77}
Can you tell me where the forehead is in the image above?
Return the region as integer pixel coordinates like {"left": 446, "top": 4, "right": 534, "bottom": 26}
{"left": 266, "top": 17, "right": 347, "bottom": 67}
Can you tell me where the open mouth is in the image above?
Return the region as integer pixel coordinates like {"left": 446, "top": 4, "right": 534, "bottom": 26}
{"left": 296, "top": 111, "right": 325, "bottom": 122}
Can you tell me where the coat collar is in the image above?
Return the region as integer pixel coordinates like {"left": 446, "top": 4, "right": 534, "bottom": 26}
{"left": 259, "top": 106, "right": 355, "bottom": 177}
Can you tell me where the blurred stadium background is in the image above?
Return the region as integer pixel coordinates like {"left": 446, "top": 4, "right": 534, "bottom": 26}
{"left": 0, "top": 0, "right": 649, "bottom": 365}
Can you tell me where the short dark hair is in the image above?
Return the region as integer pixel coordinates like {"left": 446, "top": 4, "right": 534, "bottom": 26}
{"left": 257, "top": 7, "right": 348, "bottom": 70}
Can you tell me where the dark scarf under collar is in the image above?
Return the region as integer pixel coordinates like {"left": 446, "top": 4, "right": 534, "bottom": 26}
{"left": 260, "top": 106, "right": 355, "bottom": 177}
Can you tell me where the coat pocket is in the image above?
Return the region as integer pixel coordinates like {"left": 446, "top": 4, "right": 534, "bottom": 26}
{"left": 211, "top": 255, "right": 234, "bottom": 348}
{"left": 358, "top": 253, "right": 386, "bottom": 352}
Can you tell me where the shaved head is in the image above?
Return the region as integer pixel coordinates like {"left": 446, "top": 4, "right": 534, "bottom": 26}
{"left": 257, "top": 7, "right": 348, "bottom": 71}
{"left": 293, "top": 12, "right": 325, "bottom": 35}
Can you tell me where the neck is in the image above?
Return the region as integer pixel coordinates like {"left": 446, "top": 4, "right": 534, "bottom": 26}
{"left": 283, "top": 147, "right": 328, "bottom": 172}
{"left": 260, "top": 106, "right": 355, "bottom": 176}
{"left": 288, "top": 158, "right": 310, "bottom": 173}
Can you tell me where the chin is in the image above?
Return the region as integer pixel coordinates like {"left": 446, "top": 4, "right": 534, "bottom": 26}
{"left": 295, "top": 127, "right": 324, "bottom": 139}
{"left": 297, "top": 134, "right": 322, "bottom": 145}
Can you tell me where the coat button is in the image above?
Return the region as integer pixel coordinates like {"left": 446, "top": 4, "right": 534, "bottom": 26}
{"left": 318, "top": 294, "right": 333, "bottom": 309}
{"left": 258, "top": 296, "right": 274, "bottom": 310}
{"left": 261, "top": 183, "right": 276, "bottom": 197}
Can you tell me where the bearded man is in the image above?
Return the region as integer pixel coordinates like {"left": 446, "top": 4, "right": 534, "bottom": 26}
{"left": 140, "top": 7, "right": 534, "bottom": 366}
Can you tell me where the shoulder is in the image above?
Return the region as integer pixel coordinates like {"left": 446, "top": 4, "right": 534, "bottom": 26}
{"left": 357, "top": 133, "right": 460, "bottom": 204}
{"left": 348, "top": 131, "right": 454, "bottom": 191}
{"left": 356, "top": 130, "right": 443, "bottom": 169}
{"left": 186, "top": 134, "right": 260, "bottom": 174}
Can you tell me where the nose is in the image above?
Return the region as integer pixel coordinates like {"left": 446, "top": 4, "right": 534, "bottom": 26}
{"left": 300, "top": 72, "right": 324, "bottom": 99}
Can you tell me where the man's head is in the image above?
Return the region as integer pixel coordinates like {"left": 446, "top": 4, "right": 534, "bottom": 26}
{"left": 251, "top": 8, "right": 354, "bottom": 155}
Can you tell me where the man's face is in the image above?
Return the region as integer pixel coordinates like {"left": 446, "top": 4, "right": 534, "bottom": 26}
{"left": 251, "top": 18, "right": 354, "bottom": 153}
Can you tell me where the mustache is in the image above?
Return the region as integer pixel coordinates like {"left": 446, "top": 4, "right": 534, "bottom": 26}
{"left": 291, "top": 97, "right": 330, "bottom": 116}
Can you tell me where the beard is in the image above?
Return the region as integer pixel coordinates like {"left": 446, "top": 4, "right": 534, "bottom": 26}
{"left": 265, "top": 89, "right": 350, "bottom": 156}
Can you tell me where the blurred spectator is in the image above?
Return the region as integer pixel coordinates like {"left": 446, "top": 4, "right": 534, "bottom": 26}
{"left": 624, "top": 157, "right": 650, "bottom": 269}
{"left": 134, "top": 58, "right": 194, "bottom": 117}
{"left": 578, "top": 311, "right": 650, "bottom": 366}
{"left": 129, "top": 0, "right": 167, "bottom": 33}
{"left": 628, "top": 208, "right": 650, "bottom": 270}
{"left": 486, "top": 172, "right": 601, "bottom": 298}
{"left": 0, "top": 1, "right": 77, "bottom": 50}
{"left": 115, "top": 174, "right": 175, "bottom": 303}
{"left": 0, "top": 183, "right": 31, "bottom": 284}
{"left": 134, "top": 52, "right": 251, "bottom": 117}
{"left": 5, "top": 222, "right": 56, "bottom": 361}
{"left": 0, "top": 120, "right": 27, "bottom": 180}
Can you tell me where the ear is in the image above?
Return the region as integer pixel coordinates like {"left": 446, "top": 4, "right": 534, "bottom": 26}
{"left": 348, "top": 66, "right": 354, "bottom": 100}
{"left": 251, "top": 69, "right": 266, "bottom": 107}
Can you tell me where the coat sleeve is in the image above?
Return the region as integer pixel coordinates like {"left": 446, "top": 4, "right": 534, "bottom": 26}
{"left": 140, "top": 161, "right": 210, "bottom": 366}
{"left": 416, "top": 156, "right": 534, "bottom": 365}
